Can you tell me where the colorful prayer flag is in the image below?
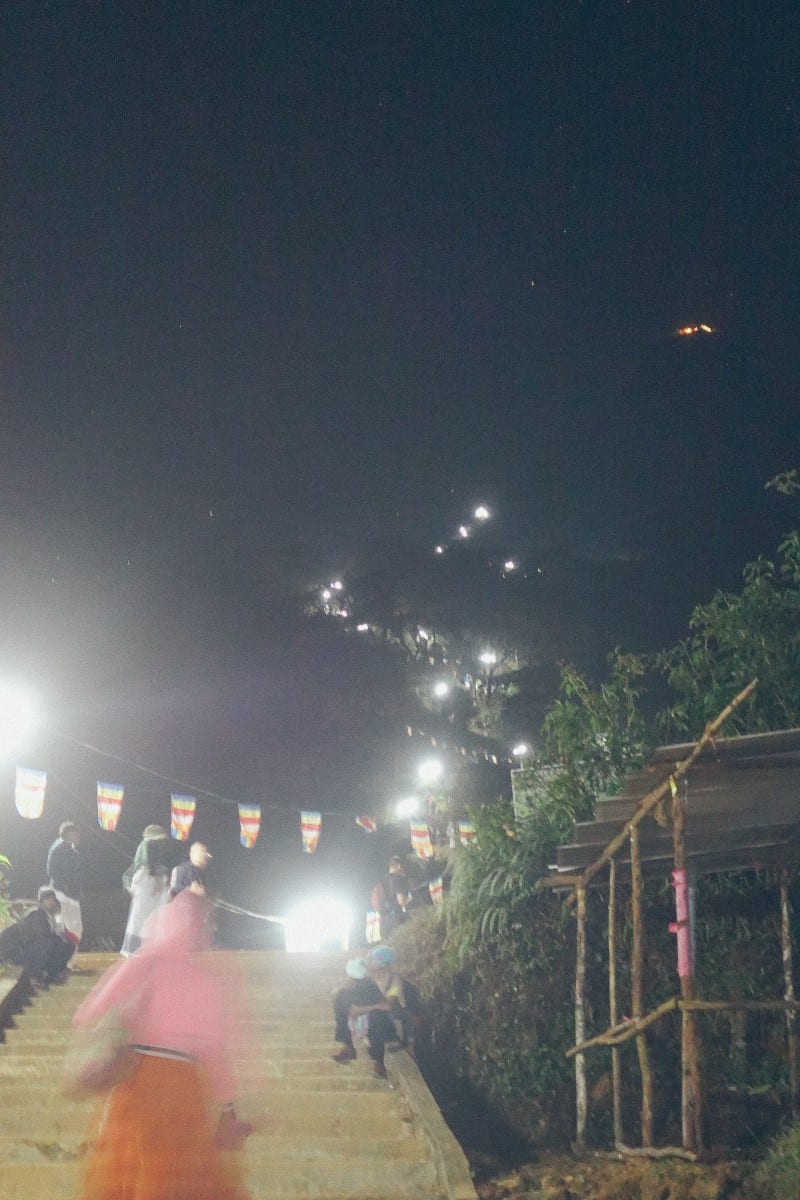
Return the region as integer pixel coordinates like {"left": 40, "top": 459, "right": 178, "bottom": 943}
{"left": 428, "top": 876, "right": 444, "bottom": 905}
{"left": 365, "top": 910, "right": 382, "bottom": 943}
{"left": 238, "top": 803, "right": 261, "bottom": 848}
{"left": 300, "top": 810, "right": 321, "bottom": 854}
{"left": 458, "top": 819, "right": 478, "bottom": 846}
{"left": 97, "top": 782, "right": 124, "bottom": 831}
{"left": 410, "top": 820, "right": 433, "bottom": 859}
{"left": 170, "top": 794, "right": 196, "bottom": 841}
{"left": 356, "top": 814, "right": 377, "bottom": 834}
{"left": 15, "top": 767, "right": 46, "bottom": 820}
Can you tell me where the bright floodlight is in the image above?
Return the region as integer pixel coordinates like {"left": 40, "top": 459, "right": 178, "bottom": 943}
{"left": 283, "top": 896, "right": 353, "bottom": 954}
{"left": 395, "top": 796, "right": 418, "bottom": 819}
{"left": 503, "top": 560, "right": 517, "bottom": 571}
{"left": 0, "top": 683, "right": 37, "bottom": 757}
{"left": 433, "top": 681, "right": 450, "bottom": 698}
{"left": 418, "top": 757, "right": 443, "bottom": 785}
{"left": 513, "top": 742, "right": 531, "bottom": 758}
{"left": 479, "top": 650, "right": 497, "bottom": 666}
{"left": 474, "top": 505, "right": 491, "bottom": 521}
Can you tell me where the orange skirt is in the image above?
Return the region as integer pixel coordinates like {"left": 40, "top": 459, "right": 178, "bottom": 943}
{"left": 79, "top": 1053, "right": 251, "bottom": 1200}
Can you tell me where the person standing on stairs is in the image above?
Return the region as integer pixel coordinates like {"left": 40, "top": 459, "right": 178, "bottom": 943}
{"left": 46, "top": 820, "right": 83, "bottom": 950}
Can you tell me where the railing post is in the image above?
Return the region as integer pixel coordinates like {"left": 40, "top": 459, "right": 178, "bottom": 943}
{"left": 608, "top": 857, "right": 623, "bottom": 1145}
{"left": 630, "top": 824, "right": 653, "bottom": 1145}
{"left": 780, "top": 869, "right": 799, "bottom": 1120}
{"left": 671, "top": 778, "right": 704, "bottom": 1153}
{"left": 575, "top": 884, "right": 587, "bottom": 1149}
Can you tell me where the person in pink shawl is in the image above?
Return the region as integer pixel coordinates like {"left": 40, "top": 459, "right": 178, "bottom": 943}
{"left": 72, "top": 890, "right": 252, "bottom": 1200}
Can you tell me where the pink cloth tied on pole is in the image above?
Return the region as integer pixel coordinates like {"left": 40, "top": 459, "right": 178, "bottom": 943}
{"left": 670, "top": 866, "right": 692, "bottom": 979}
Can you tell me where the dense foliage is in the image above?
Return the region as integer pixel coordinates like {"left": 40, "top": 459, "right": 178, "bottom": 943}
{"left": 395, "top": 527, "right": 800, "bottom": 1149}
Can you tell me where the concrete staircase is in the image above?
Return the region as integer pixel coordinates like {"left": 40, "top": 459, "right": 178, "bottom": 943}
{"left": 0, "top": 951, "right": 476, "bottom": 1200}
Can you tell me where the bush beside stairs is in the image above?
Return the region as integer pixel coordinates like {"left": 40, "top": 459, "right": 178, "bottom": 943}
{"left": 0, "top": 950, "right": 476, "bottom": 1200}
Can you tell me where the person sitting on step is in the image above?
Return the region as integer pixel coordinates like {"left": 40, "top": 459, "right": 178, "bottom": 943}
{"left": 367, "top": 944, "right": 423, "bottom": 1058}
{"left": 331, "top": 957, "right": 396, "bottom": 1079}
{"left": 0, "top": 886, "right": 75, "bottom": 984}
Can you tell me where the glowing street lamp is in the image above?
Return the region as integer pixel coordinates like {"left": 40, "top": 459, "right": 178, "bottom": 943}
{"left": 330, "top": 580, "right": 344, "bottom": 591}
{"left": 417, "top": 758, "right": 443, "bottom": 786}
{"left": 434, "top": 545, "right": 445, "bottom": 555}
{"left": 395, "top": 796, "right": 419, "bottom": 819}
{"left": 0, "top": 683, "right": 38, "bottom": 757}
{"left": 503, "top": 560, "right": 517, "bottom": 572}
{"left": 321, "top": 589, "right": 332, "bottom": 601}
{"left": 433, "top": 681, "right": 450, "bottom": 699}
{"left": 474, "top": 505, "right": 491, "bottom": 521}
{"left": 479, "top": 650, "right": 497, "bottom": 667}
{"left": 458, "top": 525, "right": 470, "bottom": 539}
{"left": 512, "top": 742, "right": 531, "bottom": 759}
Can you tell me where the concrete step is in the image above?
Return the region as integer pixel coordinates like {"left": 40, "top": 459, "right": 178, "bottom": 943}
{"left": 0, "top": 949, "right": 473, "bottom": 1200}
{"left": 0, "top": 1163, "right": 444, "bottom": 1200}
{"left": 0, "top": 1096, "right": 414, "bottom": 1138}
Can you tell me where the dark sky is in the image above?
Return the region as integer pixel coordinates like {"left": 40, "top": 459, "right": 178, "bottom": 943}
{"left": 2, "top": 2, "right": 799, "bottom": 911}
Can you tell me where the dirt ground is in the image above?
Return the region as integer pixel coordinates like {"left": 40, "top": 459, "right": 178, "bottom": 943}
{"left": 474, "top": 1152, "right": 755, "bottom": 1200}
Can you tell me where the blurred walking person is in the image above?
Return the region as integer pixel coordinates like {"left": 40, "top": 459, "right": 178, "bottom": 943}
{"left": 72, "top": 890, "right": 252, "bottom": 1200}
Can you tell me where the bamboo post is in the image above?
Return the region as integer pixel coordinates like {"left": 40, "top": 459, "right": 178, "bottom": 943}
{"left": 630, "top": 824, "right": 654, "bottom": 1145}
{"left": 608, "top": 856, "right": 623, "bottom": 1145}
{"left": 575, "top": 884, "right": 588, "bottom": 1150}
{"left": 671, "top": 778, "right": 704, "bottom": 1153}
{"left": 780, "top": 869, "right": 799, "bottom": 1120}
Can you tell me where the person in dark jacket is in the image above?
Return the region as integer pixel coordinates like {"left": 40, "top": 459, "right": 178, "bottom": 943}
{"left": 330, "top": 957, "right": 396, "bottom": 1078}
{"left": 46, "top": 821, "right": 83, "bottom": 946}
{"left": 169, "top": 842, "right": 212, "bottom": 898}
{"left": 0, "top": 887, "right": 75, "bottom": 982}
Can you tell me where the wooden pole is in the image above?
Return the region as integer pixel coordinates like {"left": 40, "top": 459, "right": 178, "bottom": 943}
{"left": 608, "top": 857, "right": 623, "bottom": 1145}
{"left": 575, "top": 885, "right": 588, "bottom": 1150}
{"left": 780, "top": 869, "right": 799, "bottom": 1120}
{"left": 671, "top": 777, "right": 704, "bottom": 1153}
{"left": 630, "top": 824, "right": 654, "bottom": 1145}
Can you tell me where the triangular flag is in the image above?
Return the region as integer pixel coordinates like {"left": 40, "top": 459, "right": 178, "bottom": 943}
{"left": 458, "top": 819, "right": 478, "bottom": 846}
{"left": 238, "top": 803, "right": 261, "bottom": 848}
{"left": 410, "top": 820, "right": 433, "bottom": 859}
{"left": 301, "top": 810, "right": 321, "bottom": 854}
{"left": 15, "top": 767, "right": 46, "bottom": 819}
{"left": 170, "top": 794, "right": 196, "bottom": 841}
{"left": 428, "top": 876, "right": 444, "bottom": 905}
{"left": 356, "top": 814, "right": 377, "bottom": 834}
{"left": 97, "top": 782, "right": 125, "bottom": 831}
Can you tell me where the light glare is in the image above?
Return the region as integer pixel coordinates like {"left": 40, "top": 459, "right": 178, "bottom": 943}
{"left": 283, "top": 897, "right": 353, "bottom": 953}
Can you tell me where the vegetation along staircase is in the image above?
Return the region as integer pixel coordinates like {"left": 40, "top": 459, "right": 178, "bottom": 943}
{"left": 0, "top": 950, "right": 476, "bottom": 1200}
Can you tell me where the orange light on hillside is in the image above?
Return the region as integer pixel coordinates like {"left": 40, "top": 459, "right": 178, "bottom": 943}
{"left": 676, "top": 323, "right": 715, "bottom": 336}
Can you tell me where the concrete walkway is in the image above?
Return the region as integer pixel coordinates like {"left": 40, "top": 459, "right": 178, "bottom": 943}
{"left": 0, "top": 951, "right": 477, "bottom": 1200}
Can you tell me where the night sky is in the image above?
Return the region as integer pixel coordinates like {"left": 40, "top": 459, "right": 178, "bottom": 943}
{"left": 2, "top": 3, "right": 799, "bottom": 919}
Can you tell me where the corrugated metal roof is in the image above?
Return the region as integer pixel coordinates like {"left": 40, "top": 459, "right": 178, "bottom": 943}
{"left": 554, "top": 728, "right": 800, "bottom": 881}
